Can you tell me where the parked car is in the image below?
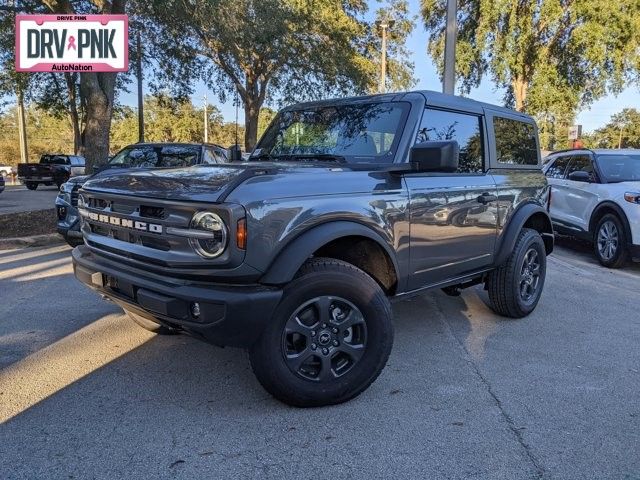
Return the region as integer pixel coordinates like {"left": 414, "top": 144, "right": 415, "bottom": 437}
{"left": 72, "top": 91, "right": 553, "bottom": 407}
{"left": 17, "top": 154, "right": 85, "bottom": 190}
{"left": 544, "top": 148, "right": 640, "bottom": 267}
{"left": 0, "top": 172, "right": 4, "bottom": 194}
{"left": 0, "top": 165, "right": 13, "bottom": 177}
{"left": 56, "top": 142, "right": 229, "bottom": 246}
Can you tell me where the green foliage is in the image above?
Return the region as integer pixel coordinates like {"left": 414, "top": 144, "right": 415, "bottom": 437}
{"left": 583, "top": 109, "right": 640, "bottom": 149}
{"left": 369, "top": 0, "right": 417, "bottom": 92}
{"left": 140, "top": 0, "right": 415, "bottom": 150}
{"left": 421, "top": 0, "right": 640, "bottom": 134}
{"left": 0, "top": 107, "right": 74, "bottom": 165}
{"left": 0, "top": 95, "right": 245, "bottom": 165}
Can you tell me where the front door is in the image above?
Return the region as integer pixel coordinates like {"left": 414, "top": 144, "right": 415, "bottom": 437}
{"left": 406, "top": 108, "right": 498, "bottom": 290}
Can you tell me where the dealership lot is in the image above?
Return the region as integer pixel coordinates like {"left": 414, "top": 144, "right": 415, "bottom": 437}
{"left": 0, "top": 185, "right": 59, "bottom": 215}
{"left": 0, "top": 242, "right": 639, "bottom": 479}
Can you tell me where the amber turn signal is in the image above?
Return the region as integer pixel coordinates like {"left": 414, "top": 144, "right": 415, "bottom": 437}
{"left": 236, "top": 218, "right": 247, "bottom": 250}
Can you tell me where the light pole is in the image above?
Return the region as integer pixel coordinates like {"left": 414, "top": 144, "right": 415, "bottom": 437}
{"left": 203, "top": 94, "right": 208, "bottom": 143}
{"left": 376, "top": 20, "right": 395, "bottom": 94}
{"left": 136, "top": 31, "right": 144, "bottom": 143}
{"left": 443, "top": 0, "right": 457, "bottom": 95}
{"left": 618, "top": 125, "right": 624, "bottom": 149}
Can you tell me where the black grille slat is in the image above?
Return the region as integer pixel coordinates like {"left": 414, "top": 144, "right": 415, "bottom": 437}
{"left": 111, "top": 202, "right": 136, "bottom": 215}
{"left": 71, "top": 186, "right": 79, "bottom": 207}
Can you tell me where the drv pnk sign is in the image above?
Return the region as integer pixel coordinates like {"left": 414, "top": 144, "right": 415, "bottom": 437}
{"left": 15, "top": 14, "right": 128, "bottom": 72}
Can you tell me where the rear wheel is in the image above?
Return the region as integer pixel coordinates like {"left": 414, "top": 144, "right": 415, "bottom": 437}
{"left": 125, "top": 309, "right": 177, "bottom": 335}
{"left": 594, "top": 214, "right": 628, "bottom": 268}
{"left": 486, "top": 228, "right": 547, "bottom": 318}
{"left": 249, "top": 257, "right": 393, "bottom": 407}
{"left": 25, "top": 182, "right": 38, "bottom": 190}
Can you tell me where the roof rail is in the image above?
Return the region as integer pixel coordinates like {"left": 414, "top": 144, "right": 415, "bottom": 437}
{"left": 548, "top": 147, "right": 596, "bottom": 156}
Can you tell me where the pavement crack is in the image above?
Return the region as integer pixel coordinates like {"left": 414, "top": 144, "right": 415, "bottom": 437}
{"left": 432, "top": 295, "right": 547, "bottom": 479}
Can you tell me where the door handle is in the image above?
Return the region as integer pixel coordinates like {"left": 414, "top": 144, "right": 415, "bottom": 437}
{"left": 477, "top": 193, "right": 498, "bottom": 204}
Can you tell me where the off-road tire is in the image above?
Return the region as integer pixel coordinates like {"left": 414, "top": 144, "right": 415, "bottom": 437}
{"left": 64, "top": 235, "right": 83, "bottom": 248}
{"left": 593, "top": 213, "right": 628, "bottom": 268}
{"left": 25, "top": 182, "right": 38, "bottom": 190}
{"left": 487, "top": 228, "right": 546, "bottom": 318}
{"left": 125, "top": 309, "right": 177, "bottom": 335}
{"left": 249, "top": 257, "right": 393, "bottom": 407}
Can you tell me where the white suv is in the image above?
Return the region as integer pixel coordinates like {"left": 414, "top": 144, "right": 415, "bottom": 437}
{"left": 544, "top": 149, "right": 640, "bottom": 268}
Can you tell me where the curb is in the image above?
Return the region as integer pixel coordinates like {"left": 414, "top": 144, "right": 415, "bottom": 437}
{"left": 0, "top": 233, "right": 65, "bottom": 250}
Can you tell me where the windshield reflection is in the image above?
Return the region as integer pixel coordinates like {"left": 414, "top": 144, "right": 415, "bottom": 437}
{"left": 254, "top": 102, "right": 410, "bottom": 164}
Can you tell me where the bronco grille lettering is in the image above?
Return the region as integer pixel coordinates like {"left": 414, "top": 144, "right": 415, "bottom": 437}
{"left": 79, "top": 208, "right": 162, "bottom": 234}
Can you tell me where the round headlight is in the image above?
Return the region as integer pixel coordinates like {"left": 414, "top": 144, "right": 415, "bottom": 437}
{"left": 189, "top": 211, "right": 227, "bottom": 258}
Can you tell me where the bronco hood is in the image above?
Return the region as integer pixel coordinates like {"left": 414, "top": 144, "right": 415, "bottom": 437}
{"left": 81, "top": 164, "right": 262, "bottom": 202}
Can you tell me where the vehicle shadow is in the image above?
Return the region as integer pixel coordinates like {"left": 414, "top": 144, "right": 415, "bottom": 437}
{"left": 553, "top": 234, "right": 640, "bottom": 275}
{"left": 0, "top": 246, "right": 119, "bottom": 369}
{"left": 0, "top": 289, "right": 542, "bottom": 479}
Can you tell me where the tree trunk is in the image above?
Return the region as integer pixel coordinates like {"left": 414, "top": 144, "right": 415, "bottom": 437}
{"left": 513, "top": 76, "right": 528, "bottom": 112}
{"left": 64, "top": 73, "right": 81, "bottom": 154}
{"left": 244, "top": 99, "right": 261, "bottom": 152}
{"left": 79, "top": 72, "right": 117, "bottom": 171}
{"left": 16, "top": 89, "right": 28, "bottom": 163}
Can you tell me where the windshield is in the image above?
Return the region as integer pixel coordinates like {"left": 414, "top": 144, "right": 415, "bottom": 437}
{"left": 254, "top": 102, "right": 409, "bottom": 164}
{"left": 109, "top": 145, "right": 200, "bottom": 168}
{"left": 596, "top": 153, "right": 640, "bottom": 183}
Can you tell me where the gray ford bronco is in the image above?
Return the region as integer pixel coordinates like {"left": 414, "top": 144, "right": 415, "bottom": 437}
{"left": 73, "top": 91, "right": 554, "bottom": 407}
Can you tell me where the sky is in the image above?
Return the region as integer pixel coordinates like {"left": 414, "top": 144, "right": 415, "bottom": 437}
{"left": 115, "top": 0, "right": 640, "bottom": 133}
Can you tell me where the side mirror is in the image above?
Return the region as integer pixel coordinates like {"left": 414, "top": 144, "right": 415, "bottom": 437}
{"left": 228, "top": 144, "right": 243, "bottom": 162}
{"left": 568, "top": 171, "right": 591, "bottom": 182}
{"left": 409, "top": 140, "right": 459, "bottom": 173}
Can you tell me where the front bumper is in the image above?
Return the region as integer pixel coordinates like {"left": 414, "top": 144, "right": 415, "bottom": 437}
{"left": 55, "top": 197, "right": 81, "bottom": 237}
{"left": 72, "top": 245, "right": 283, "bottom": 347}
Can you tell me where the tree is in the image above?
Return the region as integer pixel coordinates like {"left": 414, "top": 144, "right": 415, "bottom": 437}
{"left": 141, "top": 0, "right": 415, "bottom": 151}
{"left": 109, "top": 95, "right": 243, "bottom": 151}
{"left": 421, "top": 0, "right": 640, "bottom": 117}
{"left": 369, "top": 0, "right": 416, "bottom": 93}
{"left": 583, "top": 109, "right": 640, "bottom": 149}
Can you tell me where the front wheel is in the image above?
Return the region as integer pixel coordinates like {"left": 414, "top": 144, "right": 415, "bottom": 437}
{"left": 250, "top": 258, "right": 394, "bottom": 407}
{"left": 486, "top": 228, "right": 547, "bottom": 318}
{"left": 25, "top": 182, "right": 38, "bottom": 190}
{"left": 594, "top": 214, "right": 628, "bottom": 268}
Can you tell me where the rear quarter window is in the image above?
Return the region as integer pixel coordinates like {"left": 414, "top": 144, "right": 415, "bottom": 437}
{"left": 493, "top": 117, "right": 539, "bottom": 167}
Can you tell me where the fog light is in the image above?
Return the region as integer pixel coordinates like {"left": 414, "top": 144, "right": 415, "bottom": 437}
{"left": 57, "top": 206, "right": 67, "bottom": 220}
{"left": 191, "top": 302, "right": 201, "bottom": 318}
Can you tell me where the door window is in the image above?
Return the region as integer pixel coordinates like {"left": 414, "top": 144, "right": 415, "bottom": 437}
{"left": 545, "top": 156, "right": 572, "bottom": 179}
{"left": 203, "top": 148, "right": 218, "bottom": 164}
{"left": 416, "top": 109, "right": 485, "bottom": 173}
{"left": 493, "top": 117, "right": 538, "bottom": 166}
{"left": 565, "top": 155, "right": 596, "bottom": 181}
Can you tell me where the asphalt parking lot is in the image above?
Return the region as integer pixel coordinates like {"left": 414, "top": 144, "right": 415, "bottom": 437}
{"left": 0, "top": 242, "right": 639, "bottom": 479}
{"left": 0, "top": 185, "right": 59, "bottom": 215}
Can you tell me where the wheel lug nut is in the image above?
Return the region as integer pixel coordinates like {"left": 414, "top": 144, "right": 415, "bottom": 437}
{"left": 332, "top": 340, "right": 339, "bottom": 346}
{"left": 311, "top": 331, "right": 316, "bottom": 336}
{"left": 332, "top": 328, "right": 338, "bottom": 334}
{"left": 322, "top": 348, "right": 328, "bottom": 355}
{"left": 321, "top": 323, "right": 327, "bottom": 328}
{"left": 311, "top": 343, "right": 317, "bottom": 350}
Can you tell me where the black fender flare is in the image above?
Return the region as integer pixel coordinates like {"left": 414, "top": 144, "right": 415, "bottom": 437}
{"left": 260, "top": 221, "right": 400, "bottom": 285}
{"left": 589, "top": 201, "right": 633, "bottom": 243}
{"left": 494, "top": 203, "right": 554, "bottom": 266}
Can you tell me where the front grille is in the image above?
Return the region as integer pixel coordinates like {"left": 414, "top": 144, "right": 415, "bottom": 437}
{"left": 71, "top": 186, "right": 80, "bottom": 207}
{"left": 79, "top": 190, "right": 206, "bottom": 262}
